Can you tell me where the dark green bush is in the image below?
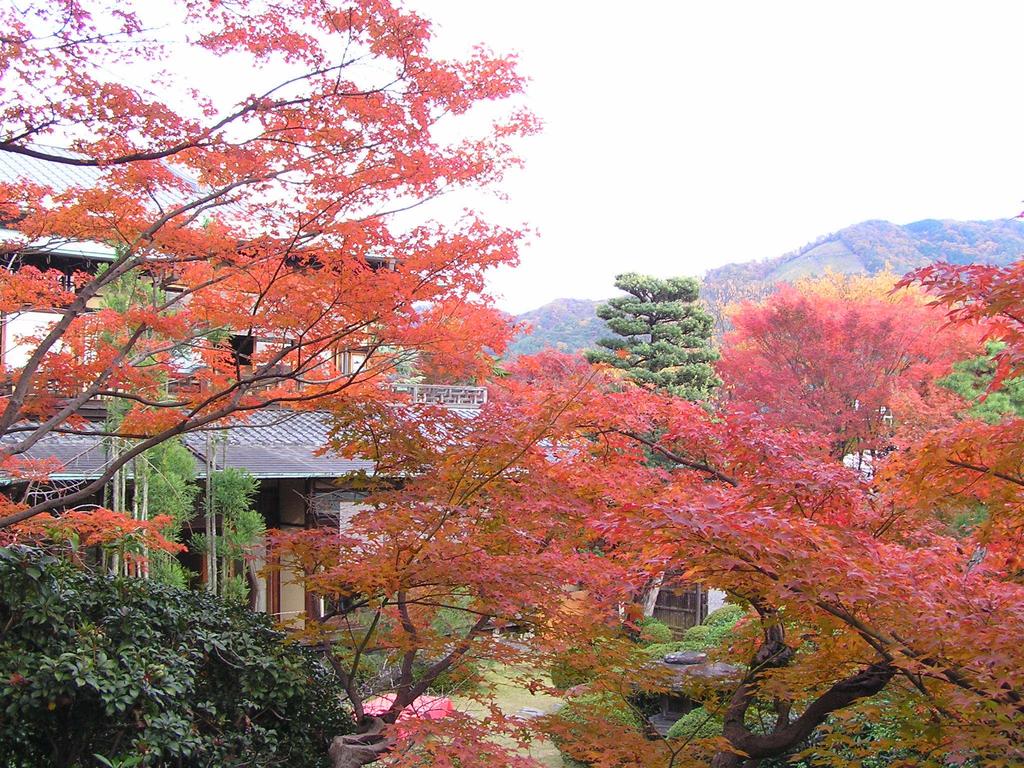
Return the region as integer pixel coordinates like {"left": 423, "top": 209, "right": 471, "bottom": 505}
{"left": 547, "top": 692, "right": 644, "bottom": 767}
{"left": 0, "top": 547, "right": 352, "bottom": 767}
{"left": 665, "top": 706, "right": 722, "bottom": 741}
{"left": 636, "top": 617, "right": 673, "bottom": 645}
{"left": 556, "top": 693, "right": 642, "bottom": 731}
{"left": 549, "top": 650, "right": 598, "bottom": 690}
{"left": 704, "top": 604, "right": 745, "bottom": 629}
{"left": 643, "top": 604, "right": 746, "bottom": 658}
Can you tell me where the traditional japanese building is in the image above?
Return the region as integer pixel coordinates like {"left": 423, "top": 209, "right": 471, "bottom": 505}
{"left": 0, "top": 145, "right": 489, "bottom": 622}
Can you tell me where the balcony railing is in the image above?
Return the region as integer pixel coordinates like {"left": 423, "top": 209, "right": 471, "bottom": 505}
{"left": 391, "top": 383, "right": 488, "bottom": 408}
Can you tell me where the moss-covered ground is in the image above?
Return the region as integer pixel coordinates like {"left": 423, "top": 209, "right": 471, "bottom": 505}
{"left": 452, "top": 664, "right": 565, "bottom": 767}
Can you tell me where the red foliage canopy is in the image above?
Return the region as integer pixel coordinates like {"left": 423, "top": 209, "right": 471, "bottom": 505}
{"left": 718, "top": 281, "right": 981, "bottom": 455}
{"left": 0, "top": 0, "right": 535, "bottom": 525}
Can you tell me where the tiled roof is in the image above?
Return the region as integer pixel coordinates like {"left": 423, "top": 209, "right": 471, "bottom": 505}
{"left": 1, "top": 411, "right": 373, "bottom": 483}
{"left": 191, "top": 444, "right": 373, "bottom": 479}
{"left": 191, "top": 410, "right": 337, "bottom": 446}
{"left": 0, "top": 146, "right": 109, "bottom": 192}
{"left": 184, "top": 411, "right": 374, "bottom": 479}
{"left": 0, "top": 144, "right": 213, "bottom": 217}
{"left": 1, "top": 430, "right": 118, "bottom": 481}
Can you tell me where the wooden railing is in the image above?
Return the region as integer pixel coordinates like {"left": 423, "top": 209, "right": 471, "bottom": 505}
{"left": 391, "top": 383, "right": 487, "bottom": 408}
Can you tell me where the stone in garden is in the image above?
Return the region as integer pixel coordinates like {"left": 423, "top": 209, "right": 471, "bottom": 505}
{"left": 514, "top": 707, "right": 547, "bottom": 720}
{"left": 663, "top": 651, "right": 707, "bottom": 665}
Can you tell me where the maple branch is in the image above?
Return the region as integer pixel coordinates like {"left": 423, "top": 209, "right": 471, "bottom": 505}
{"left": 93, "top": 391, "right": 190, "bottom": 408}
{"left": 708, "top": 603, "right": 895, "bottom": 766}
{"left": 617, "top": 430, "right": 739, "bottom": 486}
{"left": 714, "top": 661, "right": 896, "bottom": 767}
{"left": 945, "top": 458, "right": 1024, "bottom": 488}
{"left": 0, "top": 248, "right": 142, "bottom": 436}
{"left": 787, "top": 576, "right": 1024, "bottom": 721}
{"left": 404, "top": 614, "right": 491, "bottom": 703}
{"left": 328, "top": 717, "right": 396, "bottom": 768}
{"left": 3, "top": 324, "right": 150, "bottom": 457}
{"left": 0, "top": 341, "right": 386, "bottom": 527}
{"left": 319, "top": 604, "right": 383, "bottom": 722}
{"left": 0, "top": 403, "right": 241, "bottom": 527}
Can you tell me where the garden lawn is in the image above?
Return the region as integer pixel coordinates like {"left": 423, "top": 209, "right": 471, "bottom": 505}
{"left": 453, "top": 664, "right": 565, "bottom": 768}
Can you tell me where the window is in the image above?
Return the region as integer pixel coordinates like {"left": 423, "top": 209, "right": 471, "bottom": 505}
{"left": 229, "top": 334, "right": 255, "bottom": 367}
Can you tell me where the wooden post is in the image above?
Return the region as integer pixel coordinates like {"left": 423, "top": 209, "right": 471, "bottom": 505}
{"left": 205, "top": 432, "right": 217, "bottom": 594}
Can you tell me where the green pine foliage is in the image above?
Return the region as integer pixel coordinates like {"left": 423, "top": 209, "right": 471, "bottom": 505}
{"left": 940, "top": 341, "right": 1024, "bottom": 422}
{"left": 586, "top": 273, "right": 720, "bottom": 400}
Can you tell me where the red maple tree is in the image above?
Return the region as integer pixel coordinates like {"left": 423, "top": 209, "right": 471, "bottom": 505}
{"left": 718, "top": 276, "right": 980, "bottom": 457}
{"left": 0, "top": 0, "right": 535, "bottom": 526}
{"left": 4, "top": 5, "right": 1024, "bottom": 768}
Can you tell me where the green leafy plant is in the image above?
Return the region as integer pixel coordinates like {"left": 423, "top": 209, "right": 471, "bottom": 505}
{"left": 0, "top": 547, "right": 351, "bottom": 767}
{"left": 636, "top": 617, "right": 674, "bottom": 645}
{"left": 546, "top": 692, "right": 645, "bottom": 767}
{"left": 192, "top": 467, "right": 263, "bottom": 603}
{"left": 666, "top": 706, "right": 723, "bottom": 741}
{"left": 643, "top": 604, "right": 746, "bottom": 658}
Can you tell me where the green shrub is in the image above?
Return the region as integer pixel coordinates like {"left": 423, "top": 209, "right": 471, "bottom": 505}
{"left": 666, "top": 707, "right": 723, "bottom": 741}
{"left": 0, "top": 547, "right": 352, "bottom": 767}
{"left": 667, "top": 703, "right": 794, "bottom": 747}
{"left": 548, "top": 692, "right": 644, "bottom": 767}
{"left": 636, "top": 617, "right": 674, "bottom": 645}
{"left": 557, "top": 692, "right": 643, "bottom": 731}
{"left": 683, "top": 624, "right": 713, "bottom": 645}
{"left": 643, "top": 605, "right": 746, "bottom": 658}
{"left": 643, "top": 640, "right": 699, "bottom": 657}
{"left": 549, "top": 650, "right": 597, "bottom": 690}
{"left": 704, "top": 604, "right": 745, "bottom": 629}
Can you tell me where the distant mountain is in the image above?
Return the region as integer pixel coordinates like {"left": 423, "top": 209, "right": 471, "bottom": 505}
{"left": 509, "top": 218, "right": 1024, "bottom": 356}
{"left": 505, "top": 298, "right": 607, "bottom": 359}
{"left": 701, "top": 218, "right": 1024, "bottom": 325}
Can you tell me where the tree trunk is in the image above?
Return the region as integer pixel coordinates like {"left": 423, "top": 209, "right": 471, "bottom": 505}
{"left": 711, "top": 752, "right": 758, "bottom": 768}
{"left": 329, "top": 718, "right": 395, "bottom": 768}
{"left": 640, "top": 573, "right": 663, "bottom": 617}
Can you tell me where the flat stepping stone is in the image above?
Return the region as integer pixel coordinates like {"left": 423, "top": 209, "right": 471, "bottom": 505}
{"left": 513, "top": 706, "right": 548, "bottom": 719}
{"left": 663, "top": 651, "right": 707, "bottom": 665}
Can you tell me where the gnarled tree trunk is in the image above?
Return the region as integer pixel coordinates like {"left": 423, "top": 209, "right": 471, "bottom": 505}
{"left": 329, "top": 718, "right": 395, "bottom": 768}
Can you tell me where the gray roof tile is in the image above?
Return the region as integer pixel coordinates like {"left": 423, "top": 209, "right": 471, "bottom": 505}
{"left": 2, "top": 411, "right": 372, "bottom": 482}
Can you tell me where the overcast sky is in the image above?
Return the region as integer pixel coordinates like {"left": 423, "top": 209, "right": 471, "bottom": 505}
{"left": 407, "top": 1, "right": 1024, "bottom": 313}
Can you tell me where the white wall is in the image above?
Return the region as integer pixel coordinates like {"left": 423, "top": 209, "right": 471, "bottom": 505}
{"left": 707, "top": 588, "right": 727, "bottom": 615}
{"left": 3, "top": 310, "right": 58, "bottom": 370}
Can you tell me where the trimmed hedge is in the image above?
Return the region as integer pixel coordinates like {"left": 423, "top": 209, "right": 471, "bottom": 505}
{"left": 643, "top": 604, "right": 746, "bottom": 658}
{"left": 704, "top": 604, "right": 745, "bottom": 629}
{"left": 636, "top": 617, "right": 674, "bottom": 645}
{"left": 666, "top": 707, "right": 723, "bottom": 741}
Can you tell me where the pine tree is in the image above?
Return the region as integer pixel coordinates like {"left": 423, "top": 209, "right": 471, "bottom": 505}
{"left": 586, "top": 273, "right": 720, "bottom": 399}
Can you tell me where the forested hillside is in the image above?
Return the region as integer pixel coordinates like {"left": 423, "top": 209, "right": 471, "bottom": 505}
{"left": 511, "top": 218, "right": 1024, "bottom": 355}
{"left": 506, "top": 298, "right": 607, "bottom": 358}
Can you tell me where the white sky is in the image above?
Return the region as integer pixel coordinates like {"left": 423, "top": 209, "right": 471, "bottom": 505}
{"left": 410, "top": 1, "right": 1024, "bottom": 313}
